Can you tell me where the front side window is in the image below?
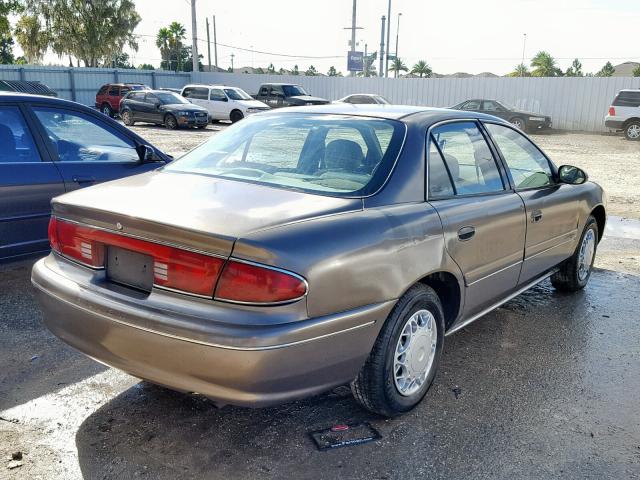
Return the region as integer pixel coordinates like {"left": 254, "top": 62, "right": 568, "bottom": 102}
{"left": 164, "top": 113, "right": 405, "bottom": 196}
{"left": 282, "top": 85, "right": 308, "bottom": 97}
{"left": 432, "top": 122, "right": 504, "bottom": 195}
{"left": 0, "top": 106, "right": 42, "bottom": 163}
{"left": 32, "top": 107, "right": 138, "bottom": 163}
{"left": 224, "top": 88, "right": 252, "bottom": 101}
{"left": 155, "top": 92, "right": 189, "bottom": 105}
{"left": 482, "top": 101, "right": 504, "bottom": 112}
{"left": 485, "top": 123, "right": 554, "bottom": 189}
{"left": 210, "top": 89, "right": 227, "bottom": 101}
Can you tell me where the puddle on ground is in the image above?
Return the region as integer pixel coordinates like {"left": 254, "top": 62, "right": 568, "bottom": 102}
{"left": 604, "top": 216, "right": 640, "bottom": 241}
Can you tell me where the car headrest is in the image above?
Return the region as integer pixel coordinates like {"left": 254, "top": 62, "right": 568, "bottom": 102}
{"left": 473, "top": 143, "right": 503, "bottom": 189}
{"left": 324, "top": 139, "right": 364, "bottom": 171}
{"left": 443, "top": 153, "right": 460, "bottom": 179}
{"left": 0, "top": 124, "right": 16, "bottom": 155}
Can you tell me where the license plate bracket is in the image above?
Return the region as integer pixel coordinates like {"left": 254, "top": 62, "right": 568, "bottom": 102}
{"left": 106, "top": 246, "right": 154, "bottom": 292}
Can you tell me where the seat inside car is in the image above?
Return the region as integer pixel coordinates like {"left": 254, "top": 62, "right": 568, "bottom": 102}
{"left": 324, "top": 139, "right": 364, "bottom": 173}
{"left": 0, "top": 124, "right": 17, "bottom": 162}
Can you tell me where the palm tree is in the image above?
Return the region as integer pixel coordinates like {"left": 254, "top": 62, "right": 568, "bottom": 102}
{"left": 155, "top": 27, "right": 171, "bottom": 70}
{"left": 411, "top": 60, "right": 432, "bottom": 78}
{"left": 565, "top": 58, "right": 583, "bottom": 77}
{"left": 530, "top": 51, "right": 561, "bottom": 77}
{"left": 168, "top": 22, "right": 186, "bottom": 71}
{"left": 508, "top": 63, "right": 530, "bottom": 77}
{"left": 389, "top": 58, "right": 408, "bottom": 78}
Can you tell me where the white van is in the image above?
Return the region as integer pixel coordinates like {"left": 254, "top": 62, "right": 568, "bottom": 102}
{"left": 181, "top": 84, "right": 270, "bottom": 123}
{"left": 605, "top": 89, "right": 640, "bottom": 141}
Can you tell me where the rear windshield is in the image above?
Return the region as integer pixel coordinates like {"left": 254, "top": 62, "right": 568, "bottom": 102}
{"left": 164, "top": 113, "right": 406, "bottom": 196}
{"left": 613, "top": 91, "right": 640, "bottom": 107}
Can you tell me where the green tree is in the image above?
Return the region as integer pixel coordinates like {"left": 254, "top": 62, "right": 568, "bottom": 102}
{"left": 327, "top": 65, "right": 339, "bottom": 76}
{"left": 13, "top": 15, "right": 50, "bottom": 64}
{"left": 291, "top": 64, "right": 299, "bottom": 75}
{"left": 530, "top": 51, "right": 562, "bottom": 77}
{"left": 138, "top": 63, "right": 154, "bottom": 70}
{"left": 0, "top": 35, "right": 14, "bottom": 64}
{"left": 156, "top": 27, "right": 172, "bottom": 70}
{"left": 508, "top": 63, "right": 531, "bottom": 77}
{"left": 267, "top": 63, "right": 276, "bottom": 74}
{"left": 0, "top": 0, "right": 21, "bottom": 64}
{"left": 359, "top": 53, "right": 377, "bottom": 77}
{"left": 411, "top": 60, "right": 432, "bottom": 78}
{"left": 389, "top": 57, "right": 408, "bottom": 78}
{"left": 168, "top": 22, "right": 186, "bottom": 71}
{"left": 24, "top": 0, "right": 140, "bottom": 67}
{"left": 596, "top": 61, "right": 615, "bottom": 77}
{"left": 112, "top": 52, "right": 132, "bottom": 68}
{"left": 305, "top": 65, "right": 318, "bottom": 76}
{"left": 278, "top": 67, "right": 286, "bottom": 75}
{"left": 633, "top": 65, "right": 640, "bottom": 77}
{"left": 565, "top": 58, "right": 583, "bottom": 77}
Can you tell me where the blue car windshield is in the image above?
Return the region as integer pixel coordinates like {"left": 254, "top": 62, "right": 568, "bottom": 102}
{"left": 164, "top": 113, "right": 406, "bottom": 196}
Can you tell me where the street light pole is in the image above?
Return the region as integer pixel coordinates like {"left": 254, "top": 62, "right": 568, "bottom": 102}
{"left": 191, "top": 0, "right": 199, "bottom": 73}
{"left": 385, "top": 0, "right": 391, "bottom": 77}
{"left": 350, "top": 0, "right": 357, "bottom": 76}
{"left": 395, "top": 12, "right": 402, "bottom": 61}
{"left": 521, "top": 33, "right": 527, "bottom": 76}
{"left": 379, "top": 15, "right": 386, "bottom": 78}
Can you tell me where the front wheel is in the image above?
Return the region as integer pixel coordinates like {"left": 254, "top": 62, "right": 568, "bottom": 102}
{"left": 164, "top": 114, "right": 178, "bottom": 130}
{"left": 351, "top": 284, "right": 444, "bottom": 417}
{"left": 624, "top": 121, "right": 640, "bottom": 141}
{"left": 230, "top": 110, "right": 244, "bottom": 123}
{"left": 551, "top": 216, "right": 598, "bottom": 292}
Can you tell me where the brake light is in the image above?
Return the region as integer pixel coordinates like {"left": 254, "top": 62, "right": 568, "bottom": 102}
{"left": 215, "top": 260, "right": 307, "bottom": 304}
{"left": 48, "top": 217, "right": 224, "bottom": 296}
{"left": 609, "top": 106, "right": 616, "bottom": 116}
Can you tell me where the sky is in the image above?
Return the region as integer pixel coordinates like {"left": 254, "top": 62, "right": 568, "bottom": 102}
{"left": 26, "top": 0, "right": 640, "bottom": 75}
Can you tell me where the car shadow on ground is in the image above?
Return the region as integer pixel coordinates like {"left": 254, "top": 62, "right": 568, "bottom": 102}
{"left": 73, "top": 271, "right": 640, "bottom": 480}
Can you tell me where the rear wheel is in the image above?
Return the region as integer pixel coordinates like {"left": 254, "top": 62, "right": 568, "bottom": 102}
{"left": 230, "top": 110, "right": 244, "bottom": 123}
{"left": 351, "top": 284, "right": 444, "bottom": 417}
{"left": 121, "top": 110, "right": 134, "bottom": 126}
{"left": 551, "top": 216, "right": 598, "bottom": 292}
{"left": 164, "top": 114, "right": 178, "bottom": 130}
{"left": 101, "top": 103, "right": 114, "bottom": 117}
{"left": 624, "top": 121, "right": 640, "bottom": 141}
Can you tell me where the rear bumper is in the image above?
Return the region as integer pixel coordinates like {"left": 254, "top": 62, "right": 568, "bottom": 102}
{"left": 605, "top": 118, "right": 625, "bottom": 131}
{"left": 32, "top": 256, "right": 390, "bottom": 407}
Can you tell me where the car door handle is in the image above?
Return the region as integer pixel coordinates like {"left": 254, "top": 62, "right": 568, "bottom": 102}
{"left": 457, "top": 226, "right": 476, "bottom": 241}
{"left": 531, "top": 210, "right": 543, "bottom": 223}
{"left": 72, "top": 176, "right": 96, "bottom": 185}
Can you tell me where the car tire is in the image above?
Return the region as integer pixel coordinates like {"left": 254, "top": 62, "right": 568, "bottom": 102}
{"left": 101, "top": 103, "right": 114, "bottom": 118}
{"left": 623, "top": 120, "right": 640, "bottom": 141}
{"left": 164, "top": 114, "right": 178, "bottom": 130}
{"left": 121, "top": 110, "right": 134, "bottom": 126}
{"left": 230, "top": 110, "right": 244, "bottom": 123}
{"left": 351, "top": 283, "right": 444, "bottom": 417}
{"left": 551, "top": 215, "right": 598, "bottom": 292}
{"left": 510, "top": 117, "right": 526, "bottom": 131}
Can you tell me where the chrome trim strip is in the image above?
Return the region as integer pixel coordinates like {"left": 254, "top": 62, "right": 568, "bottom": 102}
{"left": 466, "top": 260, "right": 523, "bottom": 287}
{"left": 524, "top": 234, "right": 576, "bottom": 261}
{"left": 32, "top": 279, "right": 373, "bottom": 351}
{"left": 214, "top": 257, "right": 309, "bottom": 306}
{"left": 54, "top": 216, "right": 228, "bottom": 260}
{"left": 445, "top": 269, "right": 556, "bottom": 336}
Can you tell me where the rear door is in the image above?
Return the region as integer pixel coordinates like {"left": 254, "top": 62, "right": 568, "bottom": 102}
{"left": 427, "top": 121, "right": 526, "bottom": 318}
{"left": 0, "top": 104, "right": 65, "bottom": 259}
{"left": 27, "top": 105, "right": 161, "bottom": 192}
{"left": 483, "top": 122, "right": 579, "bottom": 284}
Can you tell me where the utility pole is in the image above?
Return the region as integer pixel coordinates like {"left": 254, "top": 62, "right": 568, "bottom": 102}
{"left": 379, "top": 15, "right": 386, "bottom": 78}
{"left": 206, "top": 17, "right": 212, "bottom": 72}
{"left": 191, "top": 0, "right": 199, "bottom": 72}
{"left": 385, "top": 0, "right": 391, "bottom": 77}
{"left": 364, "top": 43, "right": 368, "bottom": 77}
{"left": 395, "top": 13, "right": 402, "bottom": 60}
{"left": 213, "top": 16, "right": 218, "bottom": 71}
{"left": 230, "top": 53, "right": 234, "bottom": 72}
{"left": 521, "top": 33, "right": 527, "bottom": 76}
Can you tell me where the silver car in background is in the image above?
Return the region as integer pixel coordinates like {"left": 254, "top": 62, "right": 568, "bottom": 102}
{"left": 32, "top": 105, "right": 606, "bottom": 416}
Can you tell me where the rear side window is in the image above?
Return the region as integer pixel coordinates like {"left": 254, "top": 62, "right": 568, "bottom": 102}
{"left": 461, "top": 100, "right": 481, "bottom": 111}
{"left": 431, "top": 122, "right": 504, "bottom": 195}
{"left": 485, "top": 123, "right": 553, "bottom": 189}
{"left": 613, "top": 91, "right": 640, "bottom": 107}
{"left": 0, "top": 106, "right": 42, "bottom": 163}
{"left": 97, "top": 85, "right": 108, "bottom": 95}
{"left": 108, "top": 86, "right": 119, "bottom": 96}
{"left": 427, "top": 139, "right": 454, "bottom": 198}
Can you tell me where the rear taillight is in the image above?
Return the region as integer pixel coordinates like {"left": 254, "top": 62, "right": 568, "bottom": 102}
{"left": 609, "top": 106, "right": 616, "bottom": 116}
{"left": 48, "top": 217, "right": 224, "bottom": 297}
{"left": 215, "top": 260, "right": 307, "bottom": 304}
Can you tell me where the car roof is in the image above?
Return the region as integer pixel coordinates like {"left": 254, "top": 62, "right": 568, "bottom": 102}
{"left": 271, "top": 104, "right": 506, "bottom": 124}
{"left": 0, "top": 91, "right": 68, "bottom": 103}
{"left": 259, "top": 82, "right": 299, "bottom": 86}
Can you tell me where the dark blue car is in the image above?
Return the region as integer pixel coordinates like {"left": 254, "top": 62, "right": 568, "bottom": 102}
{"left": 0, "top": 92, "right": 170, "bottom": 261}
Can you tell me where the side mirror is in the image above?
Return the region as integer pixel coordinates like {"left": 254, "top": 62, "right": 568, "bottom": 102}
{"left": 136, "top": 144, "right": 158, "bottom": 163}
{"left": 558, "top": 165, "right": 588, "bottom": 185}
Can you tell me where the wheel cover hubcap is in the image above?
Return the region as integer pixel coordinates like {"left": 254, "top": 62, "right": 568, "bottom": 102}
{"left": 578, "top": 229, "right": 596, "bottom": 281}
{"left": 628, "top": 125, "right": 640, "bottom": 138}
{"left": 394, "top": 309, "right": 437, "bottom": 396}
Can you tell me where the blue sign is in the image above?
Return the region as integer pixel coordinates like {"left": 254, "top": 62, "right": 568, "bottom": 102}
{"left": 347, "top": 51, "right": 364, "bottom": 72}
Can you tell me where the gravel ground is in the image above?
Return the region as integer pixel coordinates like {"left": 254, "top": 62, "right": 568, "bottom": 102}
{"left": 126, "top": 124, "right": 640, "bottom": 220}
{"left": 1, "top": 125, "right": 639, "bottom": 479}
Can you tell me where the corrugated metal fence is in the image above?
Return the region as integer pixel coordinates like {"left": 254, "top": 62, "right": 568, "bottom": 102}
{"left": 2, "top": 65, "right": 639, "bottom": 132}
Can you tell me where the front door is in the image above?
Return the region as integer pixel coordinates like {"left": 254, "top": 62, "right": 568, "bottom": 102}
{"left": 209, "top": 88, "right": 231, "bottom": 120}
{"left": 483, "top": 122, "right": 579, "bottom": 283}
{"left": 427, "top": 121, "right": 526, "bottom": 318}
{"left": 481, "top": 100, "right": 510, "bottom": 121}
{"left": 0, "top": 104, "right": 65, "bottom": 259}
{"left": 28, "top": 105, "right": 159, "bottom": 192}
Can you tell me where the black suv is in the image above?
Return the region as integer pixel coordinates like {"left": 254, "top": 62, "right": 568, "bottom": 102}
{"left": 451, "top": 99, "right": 552, "bottom": 132}
{"left": 119, "top": 90, "right": 210, "bottom": 129}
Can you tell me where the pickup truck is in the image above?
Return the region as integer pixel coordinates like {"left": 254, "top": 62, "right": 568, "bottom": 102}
{"left": 253, "top": 83, "right": 329, "bottom": 108}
